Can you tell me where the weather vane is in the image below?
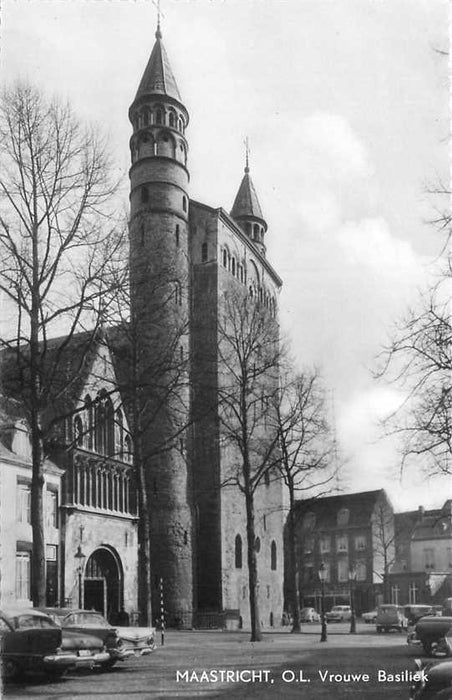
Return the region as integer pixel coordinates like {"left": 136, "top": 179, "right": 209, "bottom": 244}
{"left": 152, "top": 0, "right": 165, "bottom": 32}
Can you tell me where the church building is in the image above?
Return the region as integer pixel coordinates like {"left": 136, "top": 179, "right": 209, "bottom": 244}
{"left": 0, "top": 20, "right": 284, "bottom": 629}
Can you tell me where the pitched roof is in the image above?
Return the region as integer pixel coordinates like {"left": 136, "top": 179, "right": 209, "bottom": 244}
{"left": 294, "top": 489, "right": 390, "bottom": 529}
{"left": 230, "top": 169, "right": 266, "bottom": 226}
{"left": 134, "top": 26, "right": 182, "bottom": 103}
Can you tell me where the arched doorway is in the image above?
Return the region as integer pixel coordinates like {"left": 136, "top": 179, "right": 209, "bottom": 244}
{"left": 83, "top": 547, "right": 123, "bottom": 623}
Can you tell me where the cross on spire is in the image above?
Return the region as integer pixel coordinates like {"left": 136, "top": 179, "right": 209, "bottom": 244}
{"left": 152, "top": 0, "right": 164, "bottom": 38}
{"left": 244, "top": 137, "right": 250, "bottom": 174}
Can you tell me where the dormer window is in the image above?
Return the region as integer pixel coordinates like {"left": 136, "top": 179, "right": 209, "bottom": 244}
{"left": 337, "top": 508, "right": 350, "bottom": 526}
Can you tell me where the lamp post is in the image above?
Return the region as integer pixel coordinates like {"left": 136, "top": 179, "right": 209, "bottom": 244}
{"left": 349, "top": 567, "right": 357, "bottom": 634}
{"left": 75, "top": 545, "right": 86, "bottom": 609}
{"left": 318, "top": 562, "right": 328, "bottom": 642}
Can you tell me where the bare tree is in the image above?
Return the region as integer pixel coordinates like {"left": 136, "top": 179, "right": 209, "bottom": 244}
{"left": 372, "top": 501, "right": 396, "bottom": 602}
{"left": 216, "top": 288, "right": 281, "bottom": 642}
{"left": 376, "top": 263, "right": 452, "bottom": 477}
{"left": 0, "top": 82, "right": 121, "bottom": 605}
{"left": 272, "top": 366, "right": 338, "bottom": 632}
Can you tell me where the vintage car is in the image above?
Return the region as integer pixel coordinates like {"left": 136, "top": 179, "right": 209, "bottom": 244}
{"left": 37, "top": 608, "right": 111, "bottom": 669}
{"left": 409, "top": 616, "right": 452, "bottom": 656}
{"left": 325, "top": 605, "right": 352, "bottom": 622}
{"left": 376, "top": 604, "right": 407, "bottom": 632}
{"left": 0, "top": 608, "right": 78, "bottom": 680}
{"left": 37, "top": 609, "right": 131, "bottom": 667}
{"left": 299, "top": 607, "right": 320, "bottom": 623}
{"left": 115, "top": 625, "right": 156, "bottom": 656}
{"left": 362, "top": 609, "right": 378, "bottom": 624}
{"left": 409, "top": 658, "right": 452, "bottom": 699}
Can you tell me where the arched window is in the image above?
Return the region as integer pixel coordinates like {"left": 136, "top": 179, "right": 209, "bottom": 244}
{"left": 116, "top": 409, "right": 124, "bottom": 460}
{"left": 94, "top": 399, "right": 105, "bottom": 454}
{"left": 271, "top": 541, "right": 277, "bottom": 570}
{"left": 246, "top": 222, "right": 252, "bottom": 236}
{"left": 169, "top": 111, "right": 175, "bottom": 127}
{"left": 182, "top": 195, "right": 187, "bottom": 212}
{"left": 142, "top": 108, "right": 150, "bottom": 126}
{"left": 141, "top": 186, "right": 149, "bottom": 204}
{"left": 231, "top": 258, "right": 236, "bottom": 276}
{"left": 222, "top": 249, "right": 227, "bottom": 268}
{"left": 264, "top": 469, "right": 270, "bottom": 486}
{"left": 84, "top": 395, "right": 93, "bottom": 450}
{"left": 156, "top": 110, "right": 163, "bottom": 125}
{"left": 74, "top": 415, "right": 83, "bottom": 447}
{"left": 201, "top": 242, "right": 208, "bottom": 262}
{"left": 235, "top": 534, "right": 242, "bottom": 569}
{"left": 254, "top": 536, "right": 261, "bottom": 553}
{"left": 253, "top": 224, "right": 259, "bottom": 239}
{"left": 124, "top": 434, "right": 132, "bottom": 462}
{"left": 105, "top": 398, "right": 114, "bottom": 457}
{"left": 140, "top": 223, "right": 145, "bottom": 246}
{"left": 178, "top": 117, "right": 184, "bottom": 132}
{"left": 176, "top": 224, "right": 180, "bottom": 247}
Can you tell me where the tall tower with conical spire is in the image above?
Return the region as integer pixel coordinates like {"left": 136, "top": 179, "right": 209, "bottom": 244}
{"left": 230, "top": 150, "right": 268, "bottom": 257}
{"left": 128, "top": 22, "right": 193, "bottom": 624}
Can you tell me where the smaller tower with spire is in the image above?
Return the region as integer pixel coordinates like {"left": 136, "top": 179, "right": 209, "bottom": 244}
{"left": 230, "top": 142, "right": 268, "bottom": 257}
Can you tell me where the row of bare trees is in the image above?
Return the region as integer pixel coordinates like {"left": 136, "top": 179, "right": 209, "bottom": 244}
{"left": 0, "top": 81, "right": 339, "bottom": 635}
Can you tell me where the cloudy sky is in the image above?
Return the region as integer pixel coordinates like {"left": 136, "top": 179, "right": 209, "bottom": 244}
{"left": 1, "top": 0, "right": 449, "bottom": 510}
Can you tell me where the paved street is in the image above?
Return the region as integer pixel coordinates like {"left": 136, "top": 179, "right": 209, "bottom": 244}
{"left": 3, "top": 625, "right": 424, "bottom": 699}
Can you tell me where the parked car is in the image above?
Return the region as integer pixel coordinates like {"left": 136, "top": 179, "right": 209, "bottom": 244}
{"left": 411, "top": 616, "right": 452, "bottom": 656}
{"left": 410, "top": 658, "right": 452, "bottom": 699}
{"left": 115, "top": 625, "right": 156, "bottom": 657}
{"left": 300, "top": 607, "right": 320, "bottom": 623}
{"left": 0, "top": 608, "right": 78, "bottom": 680}
{"left": 37, "top": 608, "right": 111, "bottom": 669}
{"left": 362, "top": 609, "right": 378, "bottom": 624}
{"left": 406, "top": 606, "right": 436, "bottom": 647}
{"left": 38, "top": 609, "right": 130, "bottom": 667}
{"left": 325, "top": 605, "right": 352, "bottom": 622}
{"left": 376, "top": 604, "right": 407, "bottom": 632}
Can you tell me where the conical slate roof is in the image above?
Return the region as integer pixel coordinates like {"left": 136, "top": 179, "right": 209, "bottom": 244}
{"left": 230, "top": 168, "right": 265, "bottom": 224}
{"left": 134, "top": 25, "right": 182, "bottom": 102}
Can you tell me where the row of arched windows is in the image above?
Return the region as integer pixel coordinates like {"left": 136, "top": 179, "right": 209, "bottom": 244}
{"left": 131, "top": 104, "right": 186, "bottom": 134}
{"left": 131, "top": 130, "right": 187, "bottom": 165}
{"left": 73, "top": 392, "right": 132, "bottom": 463}
{"left": 221, "top": 248, "right": 246, "bottom": 284}
{"left": 244, "top": 221, "right": 265, "bottom": 244}
{"left": 234, "top": 535, "right": 277, "bottom": 570}
{"left": 73, "top": 457, "right": 134, "bottom": 514}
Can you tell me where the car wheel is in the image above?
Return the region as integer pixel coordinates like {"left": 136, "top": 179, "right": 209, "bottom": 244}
{"left": 101, "top": 659, "right": 117, "bottom": 671}
{"left": 2, "top": 658, "right": 21, "bottom": 681}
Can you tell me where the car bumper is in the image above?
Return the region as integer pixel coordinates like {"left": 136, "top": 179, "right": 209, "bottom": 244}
{"left": 43, "top": 653, "right": 79, "bottom": 668}
{"left": 111, "top": 649, "right": 135, "bottom": 661}
{"left": 74, "top": 651, "right": 111, "bottom": 668}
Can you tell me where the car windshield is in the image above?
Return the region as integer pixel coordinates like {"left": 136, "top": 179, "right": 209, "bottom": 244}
{"left": 63, "top": 613, "right": 110, "bottom": 628}
{"left": 14, "top": 614, "right": 57, "bottom": 629}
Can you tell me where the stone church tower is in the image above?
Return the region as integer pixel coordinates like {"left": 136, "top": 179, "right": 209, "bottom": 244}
{"left": 128, "top": 23, "right": 193, "bottom": 624}
{"left": 128, "top": 22, "right": 284, "bottom": 628}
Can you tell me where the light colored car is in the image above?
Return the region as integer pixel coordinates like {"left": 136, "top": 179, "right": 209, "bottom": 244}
{"left": 376, "top": 604, "right": 407, "bottom": 633}
{"left": 362, "top": 609, "right": 378, "bottom": 624}
{"left": 116, "top": 626, "right": 156, "bottom": 656}
{"left": 325, "top": 605, "right": 352, "bottom": 622}
{"left": 299, "top": 607, "right": 320, "bottom": 623}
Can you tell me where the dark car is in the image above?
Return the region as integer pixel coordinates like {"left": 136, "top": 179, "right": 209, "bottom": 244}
{"left": 37, "top": 608, "right": 111, "bottom": 669}
{"left": 412, "top": 617, "right": 452, "bottom": 656}
{"left": 410, "top": 659, "right": 452, "bottom": 699}
{"left": 0, "top": 608, "right": 78, "bottom": 681}
{"left": 41, "top": 610, "right": 132, "bottom": 667}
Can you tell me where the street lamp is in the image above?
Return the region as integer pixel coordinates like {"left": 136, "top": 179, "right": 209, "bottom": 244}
{"left": 349, "top": 567, "right": 357, "bottom": 634}
{"left": 318, "top": 562, "right": 328, "bottom": 642}
{"left": 74, "top": 545, "right": 86, "bottom": 609}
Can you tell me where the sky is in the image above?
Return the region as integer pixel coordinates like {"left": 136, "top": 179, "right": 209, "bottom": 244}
{"left": 1, "top": 0, "right": 450, "bottom": 511}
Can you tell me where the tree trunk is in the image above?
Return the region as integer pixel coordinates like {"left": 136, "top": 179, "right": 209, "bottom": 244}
{"left": 287, "top": 488, "right": 301, "bottom": 632}
{"left": 245, "top": 488, "right": 262, "bottom": 642}
{"left": 30, "top": 426, "right": 46, "bottom": 606}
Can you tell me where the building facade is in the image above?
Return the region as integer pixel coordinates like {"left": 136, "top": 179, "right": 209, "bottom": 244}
{"left": 388, "top": 502, "right": 452, "bottom": 606}
{"left": 290, "top": 490, "right": 394, "bottom": 615}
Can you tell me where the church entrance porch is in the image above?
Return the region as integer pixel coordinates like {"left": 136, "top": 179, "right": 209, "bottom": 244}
{"left": 83, "top": 546, "right": 123, "bottom": 623}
